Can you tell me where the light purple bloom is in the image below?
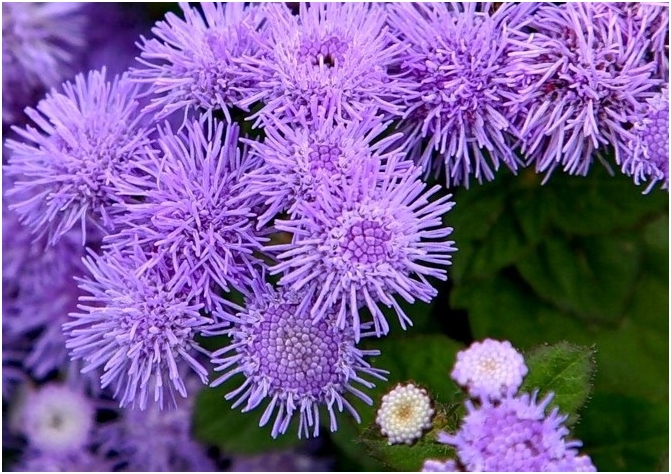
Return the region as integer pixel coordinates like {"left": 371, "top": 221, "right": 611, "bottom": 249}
{"left": 247, "top": 2, "right": 412, "bottom": 124}
{"left": 439, "top": 391, "right": 595, "bottom": 472}
{"left": 106, "top": 117, "right": 267, "bottom": 309}
{"left": 621, "top": 88, "right": 669, "bottom": 193}
{"left": 451, "top": 339, "right": 528, "bottom": 401}
{"left": 4, "top": 69, "right": 153, "bottom": 245}
{"left": 508, "top": 3, "right": 660, "bottom": 178}
{"left": 64, "top": 245, "right": 212, "bottom": 410}
{"left": 387, "top": 3, "right": 533, "bottom": 187}
{"left": 271, "top": 159, "right": 457, "bottom": 339}
{"left": 239, "top": 108, "right": 405, "bottom": 227}
{"left": 134, "top": 2, "right": 267, "bottom": 122}
{"left": 421, "top": 459, "right": 460, "bottom": 472}
{"left": 97, "top": 382, "right": 216, "bottom": 472}
{"left": 210, "top": 282, "right": 387, "bottom": 439}
{"left": 229, "top": 447, "right": 333, "bottom": 472}
{"left": 2, "top": 3, "right": 87, "bottom": 123}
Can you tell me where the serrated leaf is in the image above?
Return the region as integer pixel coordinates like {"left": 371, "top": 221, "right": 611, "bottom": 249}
{"left": 192, "top": 374, "right": 301, "bottom": 455}
{"left": 358, "top": 402, "right": 460, "bottom": 472}
{"left": 520, "top": 342, "right": 595, "bottom": 425}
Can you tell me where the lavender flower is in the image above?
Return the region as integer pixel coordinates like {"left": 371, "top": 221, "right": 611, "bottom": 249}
{"left": 240, "top": 108, "right": 405, "bottom": 227}
{"left": 439, "top": 391, "right": 596, "bottom": 472}
{"left": 4, "top": 69, "right": 153, "bottom": 245}
{"left": 134, "top": 2, "right": 267, "bottom": 122}
{"left": 450, "top": 339, "right": 528, "bottom": 401}
{"left": 230, "top": 448, "right": 333, "bottom": 472}
{"left": 247, "top": 2, "right": 412, "bottom": 124}
{"left": 271, "top": 159, "right": 457, "bottom": 339}
{"left": 210, "top": 283, "right": 387, "bottom": 438}
{"left": 97, "top": 382, "right": 216, "bottom": 472}
{"left": 106, "top": 117, "right": 266, "bottom": 309}
{"left": 621, "top": 88, "right": 669, "bottom": 193}
{"left": 64, "top": 246, "right": 212, "bottom": 410}
{"left": 2, "top": 3, "right": 87, "bottom": 123}
{"left": 508, "top": 3, "right": 660, "bottom": 178}
{"left": 20, "top": 383, "right": 95, "bottom": 454}
{"left": 387, "top": 3, "right": 533, "bottom": 187}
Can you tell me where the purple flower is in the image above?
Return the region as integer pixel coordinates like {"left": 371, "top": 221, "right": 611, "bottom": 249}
{"left": 240, "top": 109, "right": 405, "bottom": 227}
{"left": 508, "top": 3, "right": 661, "bottom": 178}
{"left": 106, "top": 117, "right": 267, "bottom": 309}
{"left": 97, "top": 381, "right": 216, "bottom": 472}
{"left": 247, "top": 2, "right": 412, "bottom": 124}
{"left": 387, "top": 3, "right": 533, "bottom": 188}
{"left": 271, "top": 159, "right": 457, "bottom": 339}
{"left": 450, "top": 339, "right": 528, "bottom": 401}
{"left": 439, "top": 391, "right": 595, "bottom": 472}
{"left": 20, "top": 383, "right": 95, "bottom": 454}
{"left": 134, "top": 2, "right": 267, "bottom": 122}
{"left": 621, "top": 88, "right": 669, "bottom": 193}
{"left": 230, "top": 448, "right": 333, "bottom": 472}
{"left": 210, "top": 282, "right": 387, "bottom": 438}
{"left": 2, "top": 3, "right": 87, "bottom": 123}
{"left": 64, "top": 245, "right": 212, "bottom": 410}
{"left": 4, "top": 69, "right": 154, "bottom": 245}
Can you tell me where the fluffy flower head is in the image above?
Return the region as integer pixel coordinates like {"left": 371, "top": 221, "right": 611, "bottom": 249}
{"left": 134, "top": 2, "right": 267, "bottom": 121}
{"left": 387, "top": 3, "right": 531, "bottom": 187}
{"left": 5, "top": 69, "right": 152, "bottom": 244}
{"left": 440, "top": 392, "right": 593, "bottom": 472}
{"left": 210, "top": 283, "right": 387, "bottom": 438}
{"left": 376, "top": 383, "right": 434, "bottom": 445}
{"left": 271, "top": 160, "right": 457, "bottom": 339}
{"left": 451, "top": 339, "right": 528, "bottom": 401}
{"left": 64, "top": 246, "right": 212, "bottom": 410}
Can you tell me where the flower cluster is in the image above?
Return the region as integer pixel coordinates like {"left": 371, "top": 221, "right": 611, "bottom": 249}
{"left": 422, "top": 339, "right": 596, "bottom": 472}
{"left": 1, "top": 3, "right": 667, "bottom": 470}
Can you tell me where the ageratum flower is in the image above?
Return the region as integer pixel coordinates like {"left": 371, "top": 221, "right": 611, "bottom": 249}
{"left": 247, "top": 2, "right": 412, "bottom": 124}
{"left": 4, "top": 69, "right": 153, "bottom": 245}
{"left": 107, "top": 118, "right": 266, "bottom": 309}
{"left": 231, "top": 448, "right": 333, "bottom": 473}
{"left": 21, "top": 383, "right": 95, "bottom": 454}
{"left": 240, "top": 107, "right": 405, "bottom": 227}
{"left": 451, "top": 339, "right": 528, "bottom": 401}
{"left": 387, "top": 3, "right": 534, "bottom": 187}
{"left": 622, "top": 88, "right": 669, "bottom": 193}
{"left": 508, "top": 3, "right": 660, "bottom": 178}
{"left": 64, "top": 246, "right": 212, "bottom": 410}
{"left": 421, "top": 459, "right": 459, "bottom": 472}
{"left": 271, "top": 159, "right": 456, "bottom": 339}
{"left": 376, "top": 383, "right": 434, "bottom": 445}
{"left": 13, "top": 450, "right": 114, "bottom": 472}
{"left": 210, "top": 283, "right": 387, "bottom": 438}
{"left": 97, "top": 380, "right": 216, "bottom": 472}
{"left": 134, "top": 2, "right": 267, "bottom": 122}
{"left": 2, "top": 3, "right": 87, "bottom": 123}
{"left": 439, "top": 392, "right": 596, "bottom": 471}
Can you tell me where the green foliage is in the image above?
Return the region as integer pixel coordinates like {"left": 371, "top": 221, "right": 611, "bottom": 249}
{"left": 520, "top": 342, "right": 596, "bottom": 425}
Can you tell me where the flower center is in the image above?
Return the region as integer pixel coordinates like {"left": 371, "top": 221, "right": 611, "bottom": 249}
{"left": 308, "top": 143, "right": 341, "bottom": 175}
{"left": 340, "top": 220, "right": 391, "bottom": 265}
{"left": 298, "top": 35, "right": 349, "bottom": 68}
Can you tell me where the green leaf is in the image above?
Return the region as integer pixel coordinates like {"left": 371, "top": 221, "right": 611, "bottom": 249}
{"left": 358, "top": 402, "right": 460, "bottom": 472}
{"left": 192, "top": 374, "right": 301, "bottom": 455}
{"left": 575, "top": 393, "right": 669, "bottom": 472}
{"left": 520, "top": 342, "right": 595, "bottom": 425}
